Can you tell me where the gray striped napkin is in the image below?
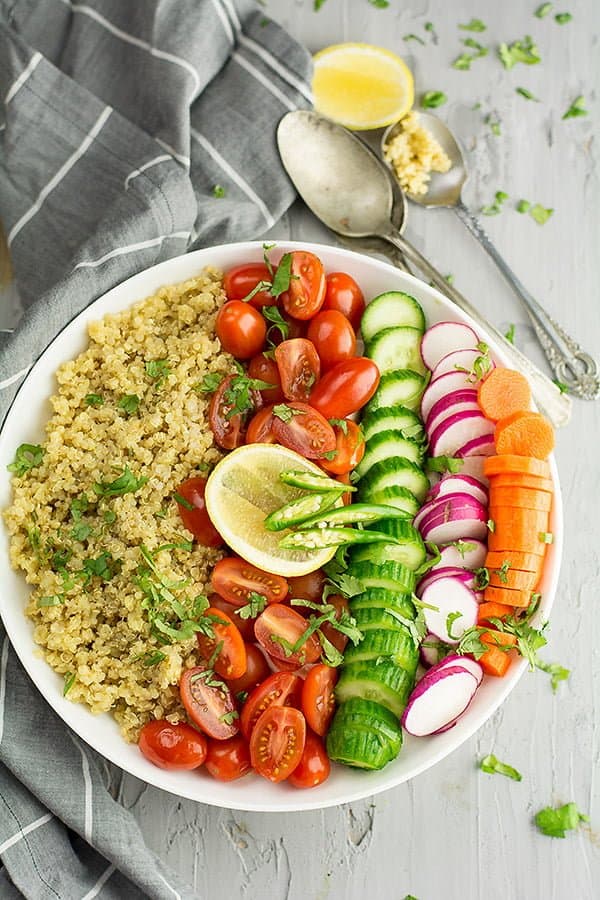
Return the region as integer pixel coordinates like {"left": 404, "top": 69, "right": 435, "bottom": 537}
{"left": 0, "top": 1, "right": 311, "bottom": 896}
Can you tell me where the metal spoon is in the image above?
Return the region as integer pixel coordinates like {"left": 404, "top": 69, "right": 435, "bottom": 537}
{"left": 382, "top": 111, "right": 600, "bottom": 401}
{"left": 277, "top": 109, "right": 571, "bottom": 427}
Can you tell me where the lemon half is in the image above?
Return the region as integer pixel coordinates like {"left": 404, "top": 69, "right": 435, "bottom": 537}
{"left": 312, "top": 42, "right": 414, "bottom": 131}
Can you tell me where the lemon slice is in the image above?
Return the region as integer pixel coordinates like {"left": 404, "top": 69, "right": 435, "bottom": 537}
{"left": 312, "top": 42, "right": 414, "bottom": 131}
{"left": 204, "top": 444, "right": 341, "bottom": 577}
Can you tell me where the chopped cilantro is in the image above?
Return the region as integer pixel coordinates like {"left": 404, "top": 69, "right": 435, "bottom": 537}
{"left": 554, "top": 12, "right": 572, "bottom": 24}
{"left": 196, "top": 372, "right": 223, "bottom": 393}
{"left": 562, "top": 95, "right": 587, "bottom": 119}
{"left": 422, "top": 91, "right": 447, "bottom": 109}
{"left": 220, "top": 709, "right": 239, "bottom": 725}
{"left": 84, "top": 393, "right": 104, "bottom": 408}
{"left": 505, "top": 323, "right": 516, "bottom": 343}
{"left": 103, "top": 509, "right": 117, "bottom": 525}
{"left": 313, "top": 0, "right": 327, "bottom": 9}
{"left": 145, "top": 359, "right": 171, "bottom": 387}
{"left": 173, "top": 492, "right": 194, "bottom": 511}
{"left": 459, "top": 18, "right": 486, "bottom": 31}
{"left": 480, "top": 754, "right": 522, "bottom": 781}
{"left": 236, "top": 592, "right": 268, "bottom": 620}
{"left": 368, "top": 0, "right": 389, "bottom": 6}
{"left": 482, "top": 190, "right": 509, "bottom": 216}
{"left": 485, "top": 115, "right": 502, "bottom": 136}
{"left": 70, "top": 522, "right": 92, "bottom": 542}
{"left": 553, "top": 379, "right": 569, "bottom": 394}
{"left": 474, "top": 567, "right": 490, "bottom": 590}
{"left": 403, "top": 34, "right": 425, "bottom": 45}
{"left": 535, "top": 2, "right": 553, "bottom": 17}
{"left": 270, "top": 253, "right": 295, "bottom": 298}
{"left": 272, "top": 404, "right": 305, "bottom": 423}
{"left": 426, "top": 456, "right": 464, "bottom": 474}
{"left": 516, "top": 86, "right": 539, "bottom": 101}
{"left": 262, "top": 305, "right": 290, "bottom": 343}
{"left": 63, "top": 672, "right": 76, "bottom": 696}
{"left": 70, "top": 494, "right": 90, "bottom": 521}
{"left": 446, "top": 611, "right": 463, "bottom": 640}
{"left": 142, "top": 651, "right": 167, "bottom": 667}
{"left": 424, "top": 22, "right": 438, "bottom": 43}
{"left": 530, "top": 203, "right": 554, "bottom": 225}
{"left": 7, "top": 443, "right": 45, "bottom": 476}
{"left": 118, "top": 394, "right": 140, "bottom": 415}
{"left": 212, "top": 184, "right": 226, "bottom": 198}
{"left": 93, "top": 467, "right": 147, "bottom": 498}
{"left": 498, "top": 36, "right": 541, "bottom": 69}
{"left": 81, "top": 552, "right": 122, "bottom": 583}
{"left": 516, "top": 199, "right": 531, "bottom": 213}
{"left": 328, "top": 418, "right": 349, "bottom": 435}
{"left": 222, "top": 371, "right": 271, "bottom": 419}
{"left": 535, "top": 802, "right": 588, "bottom": 838}
{"left": 494, "top": 560, "right": 512, "bottom": 583}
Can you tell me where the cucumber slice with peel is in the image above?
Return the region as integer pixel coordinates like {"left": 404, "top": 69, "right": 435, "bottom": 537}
{"left": 325, "top": 723, "right": 396, "bottom": 770}
{"left": 351, "top": 606, "right": 418, "bottom": 633}
{"left": 361, "top": 405, "right": 425, "bottom": 443}
{"left": 366, "top": 370, "right": 426, "bottom": 414}
{"left": 351, "top": 521, "right": 426, "bottom": 570}
{"left": 357, "top": 457, "right": 430, "bottom": 503}
{"left": 349, "top": 588, "right": 416, "bottom": 618}
{"left": 343, "top": 628, "right": 419, "bottom": 674}
{"left": 367, "top": 326, "right": 427, "bottom": 376}
{"left": 360, "top": 291, "right": 426, "bottom": 343}
{"left": 358, "top": 485, "right": 420, "bottom": 517}
{"left": 355, "top": 429, "right": 424, "bottom": 480}
{"left": 335, "top": 660, "right": 414, "bottom": 717}
{"left": 346, "top": 560, "right": 416, "bottom": 594}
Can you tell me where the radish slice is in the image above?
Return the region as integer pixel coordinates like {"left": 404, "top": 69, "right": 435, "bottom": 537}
{"left": 434, "top": 539, "right": 487, "bottom": 570}
{"left": 435, "top": 654, "right": 484, "bottom": 685}
{"left": 429, "top": 411, "right": 495, "bottom": 457}
{"left": 417, "top": 493, "right": 488, "bottom": 544}
{"left": 402, "top": 666, "right": 479, "bottom": 736}
{"left": 419, "top": 578, "right": 480, "bottom": 643}
{"left": 457, "top": 456, "right": 489, "bottom": 485}
{"left": 457, "top": 434, "right": 496, "bottom": 458}
{"left": 425, "top": 390, "right": 481, "bottom": 436}
{"left": 421, "top": 370, "right": 479, "bottom": 421}
{"left": 416, "top": 566, "right": 475, "bottom": 597}
{"left": 414, "top": 490, "right": 483, "bottom": 533}
{"left": 427, "top": 474, "right": 488, "bottom": 506}
{"left": 432, "top": 348, "right": 496, "bottom": 382}
{"left": 420, "top": 322, "right": 480, "bottom": 371}
{"left": 420, "top": 632, "right": 444, "bottom": 668}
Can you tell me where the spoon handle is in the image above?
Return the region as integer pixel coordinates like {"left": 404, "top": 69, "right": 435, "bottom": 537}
{"left": 454, "top": 201, "right": 600, "bottom": 400}
{"left": 382, "top": 230, "right": 572, "bottom": 427}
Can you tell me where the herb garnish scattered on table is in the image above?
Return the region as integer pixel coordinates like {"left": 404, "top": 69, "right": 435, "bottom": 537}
{"left": 535, "top": 802, "right": 588, "bottom": 837}
{"left": 480, "top": 754, "right": 523, "bottom": 781}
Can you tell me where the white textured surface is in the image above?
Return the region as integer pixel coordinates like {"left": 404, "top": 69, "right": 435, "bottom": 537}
{"left": 5, "top": 1, "right": 600, "bottom": 897}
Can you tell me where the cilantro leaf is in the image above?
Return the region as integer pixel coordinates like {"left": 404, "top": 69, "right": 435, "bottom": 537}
{"left": 236, "top": 592, "right": 268, "bottom": 620}
{"left": 530, "top": 203, "right": 554, "bottom": 225}
{"left": 446, "top": 611, "right": 463, "bottom": 640}
{"left": 554, "top": 12, "right": 572, "bottom": 24}
{"left": 459, "top": 18, "right": 486, "bottom": 31}
{"left": 426, "top": 456, "right": 464, "bottom": 474}
{"left": 7, "top": 443, "right": 45, "bottom": 476}
{"left": 272, "top": 404, "right": 305, "bottom": 423}
{"left": 516, "top": 199, "right": 531, "bottom": 213}
{"left": 93, "top": 467, "right": 148, "bottom": 498}
{"left": 553, "top": 379, "right": 569, "bottom": 394}
{"left": 563, "top": 96, "right": 587, "bottom": 119}
{"left": 84, "top": 393, "right": 104, "bottom": 408}
{"left": 270, "top": 253, "right": 294, "bottom": 297}
{"left": 118, "top": 394, "right": 140, "bottom": 415}
{"left": 212, "top": 184, "right": 226, "bottom": 198}
{"left": 196, "top": 372, "right": 223, "bottom": 393}
{"left": 535, "top": 3, "right": 553, "bottom": 17}
{"left": 505, "top": 323, "right": 516, "bottom": 343}
{"left": 403, "top": 34, "right": 425, "bottom": 45}
{"left": 516, "top": 86, "right": 539, "bottom": 101}
{"left": 480, "top": 754, "right": 522, "bottom": 781}
{"left": 422, "top": 91, "right": 447, "bottom": 109}
{"left": 368, "top": 0, "right": 389, "bottom": 7}
{"left": 482, "top": 190, "right": 509, "bottom": 216}
{"left": 535, "top": 802, "right": 588, "bottom": 838}
{"left": 262, "top": 305, "right": 290, "bottom": 343}
{"left": 498, "top": 36, "right": 541, "bottom": 69}
{"left": 145, "top": 359, "right": 171, "bottom": 387}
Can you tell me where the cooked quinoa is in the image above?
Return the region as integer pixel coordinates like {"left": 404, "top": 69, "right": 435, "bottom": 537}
{"left": 4, "top": 268, "right": 235, "bottom": 742}
{"left": 383, "top": 111, "right": 452, "bottom": 196}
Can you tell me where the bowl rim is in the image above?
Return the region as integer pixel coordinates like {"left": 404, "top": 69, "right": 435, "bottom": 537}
{"left": 0, "top": 239, "right": 563, "bottom": 812}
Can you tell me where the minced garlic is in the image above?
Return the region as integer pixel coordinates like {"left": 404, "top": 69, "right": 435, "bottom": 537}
{"left": 383, "top": 111, "right": 452, "bottom": 196}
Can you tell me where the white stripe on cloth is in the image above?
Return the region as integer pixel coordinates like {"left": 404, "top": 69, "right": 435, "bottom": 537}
{"left": 60, "top": 1, "right": 201, "bottom": 97}
{"left": 208, "top": 0, "right": 234, "bottom": 44}
{"left": 69, "top": 735, "right": 93, "bottom": 843}
{"left": 190, "top": 129, "right": 275, "bottom": 228}
{"left": 4, "top": 52, "right": 42, "bottom": 105}
{"left": 0, "top": 636, "right": 10, "bottom": 744}
{"left": 0, "top": 364, "right": 32, "bottom": 390}
{"left": 80, "top": 863, "right": 116, "bottom": 900}
{"left": 73, "top": 231, "right": 190, "bottom": 271}
{"left": 0, "top": 813, "right": 54, "bottom": 855}
{"left": 157, "top": 871, "right": 182, "bottom": 900}
{"left": 124, "top": 154, "right": 173, "bottom": 189}
{"left": 232, "top": 52, "right": 296, "bottom": 112}
{"left": 154, "top": 138, "right": 190, "bottom": 170}
{"left": 8, "top": 106, "right": 112, "bottom": 246}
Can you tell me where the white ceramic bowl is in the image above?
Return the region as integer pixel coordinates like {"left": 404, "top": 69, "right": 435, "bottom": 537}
{"left": 0, "top": 241, "right": 562, "bottom": 812}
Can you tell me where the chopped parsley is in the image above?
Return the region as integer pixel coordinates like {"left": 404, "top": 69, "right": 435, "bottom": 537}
{"left": 516, "top": 199, "right": 531, "bottom": 213}
{"left": 368, "top": 0, "right": 389, "bottom": 6}
{"left": 403, "top": 34, "right": 425, "bottom": 45}
{"left": 448, "top": 540, "right": 477, "bottom": 559}
{"left": 272, "top": 404, "right": 305, "bottom": 423}
{"left": 530, "top": 203, "right": 554, "bottom": 225}
{"left": 446, "top": 611, "right": 463, "bottom": 640}
{"left": 270, "top": 252, "right": 296, "bottom": 298}
{"left": 222, "top": 370, "right": 271, "bottom": 419}
{"left": 328, "top": 418, "right": 349, "bottom": 435}
{"left": 70, "top": 522, "right": 93, "bottom": 542}
{"left": 535, "top": 2, "right": 553, "bottom": 17}
{"left": 7, "top": 443, "right": 45, "bottom": 476}
{"left": 103, "top": 509, "right": 117, "bottom": 525}
{"left": 554, "top": 379, "right": 569, "bottom": 394}
{"left": 236, "top": 592, "right": 268, "bottom": 620}
{"left": 262, "top": 305, "right": 290, "bottom": 343}
{"left": 145, "top": 359, "right": 171, "bottom": 388}
{"left": 422, "top": 91, "right": 447, "bottom": 109}
{"left": 197, "top": 372, "right": 223, "bottom": 393}
{"left": 452, "top": 37, "right": 488, "bottom": 70}
{"left": 459, "top": 18, "right": 486, "bottom": 31}
{"left": 535, "top": 802, "right": 588, "bottom": 838}
{"left": 505, "top": 323, "right": 516, "bottom": 343}
{"left": 494, "top": 560, "right": 512, "bottom": 583}
{"left": 482, "top": 190, "right": 509, "bottom": 216}
{"left": 212, "top": 184, "right": 226, "bottom": 198}
{"left": 313, "top": 0, "right": 327, "bottom": 9}
{"left": 84, "top": 393, "right": 104, "bottom": 408}
{"left": 118, "top": 394, "right": 140, "bottom": 415}
{"left": 554, "top": 12, "right": 572, "bottom": 24}
{"left": 220, "top": 709, "right": 239, "bottom": 725}
{"left": 498, "top": 36, "right": 541, "bottom": 69}
{"left": 426, "top": 456, "right": 464, "bottom": 474}
{"left": 562, "top": 95, "right": 587, "bottom": 119}
{"left": 142, "top": 651, "right": 167, "bottom": 667}
{"left": 455, "top": 341, "right": 492, "bottom": 383}
{"left": 480, "top": 754, "right": 522, "bottom": 781}
{"left": 93, "top": 466, "right": 148, "bottom": 498}
{"left": 516, "top": 86, "right": 539, "bottom": 101}
{"left": 63, "top": 672, "right": 76, "bottom": 695}
{"left": 81, "top": 552, "right": 122, "bottom": 584}
{"left": 473, "top": 566, "right": 490, "bottom": 590}
{"left": 173, "top": 492, "right": 194, "bottom": 511}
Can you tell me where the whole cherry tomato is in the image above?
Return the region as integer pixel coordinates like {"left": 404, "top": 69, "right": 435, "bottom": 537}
{"left": 250, "top": 706, "right": 306, "bottom": 783}
{"left": 274, "top": 339, "right": 320, "bottom": 402}
{"left": 288, "top": 729, "right": 330, "bottom": 789}
{"left": 211, "top": 557, "right": 288, "bottom": 607}
{"left": 254, "top": 603, "right": 321, "bottom": 667}
{"left": 320, "top": 419, "right": 365, "bottom": 476}
{"left": 287, "top": 569, "right": 326, "bottom": 604}
{"left": 246, "top": 404, "right": 277, "bottom": 444}
{"left": 271, "top": 401, "right": 336, "bottom": 459}
{"left": 196, "top": 606, "right": 247, "bottom": 680}
{"left": 225, "top": 644, "right": 271, "bottom": 695}
{"left": 180, "top": 667, "right": 239, "bottom": 740}
{"left": 269, "top": 311, "right": 307, "bottom": 345}
{"left": 248, "top": 353, "right": 284, "bottom": 403}
{"left": 281, "top": 251, "right": 326, "bottom": 320}
{"left": 223, "top": 263, "right": 275, "bottom": 308}
{"left": 204, "top": 734, "right": 252, "bottom": 781}
{"left": 138, "top": 720, "right": 207, "bottom": 770}
{"left": 209, "top": 375, "right": 260, "bottom": 450}
{"left": 307, "top": 310, "right": 356, "bottom": 371}
{"left": 309, "top": 358, "right": 380, "bottom": 419}
{"left": 174, "top": 477, "right": 223, "bottom": 547}
{"left": 301, "top": 664, "right": 338, "bottom": 736}
{"left": 322, "top": 272, "right": 365, "bottom": 330}
{"left": 240, "top": 671, "right": 303, "bottom": 739}
{"left": 216, "top": 300, "right": 267, "bottom": 359}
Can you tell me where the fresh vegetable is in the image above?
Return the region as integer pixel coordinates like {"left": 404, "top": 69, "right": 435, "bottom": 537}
{"left": 275, "top": 339, "right": 321, "bottom": 402}
{"left": 271, "top": 402, "right": 337, "bottom": 459}
{"left": 309, "top": 358, "right": 380, "bottom": 419}
{"left": 180, "top": 667, "right": 239, "bottom": 740}
{"left": 281, "top": 251, "right": 326, "bottom": 320}
{"left": 429, "top": 411, "right": 495, "bottom": 458}
{"left": 264, "top": 491, "right": 342, "bottom": 531}
{"left": 480, "top": 754, "right": 522, "bottom": 781}
{"left": 250, "top": 706, "right": 306, "bottom": 782}
{"left": 494, "top": 411, "right": 555, "bottom": 459}
{"left": 209, "top": 375, "right": 258, "bottom": 450}
{"left": 245, "top": 404, "right": 277, "bottom": 443}
{"left": 484, "top": 455, "right": 551, "bottom": 478}
{"left": 279, "top": 467, "right": 356, "bottom": 493}
{"left": 248, "top": 354, "right": 284, "bottom": 403}
{"left": 215, "top": 300, "right": 267, "bottom": 359}
{"left": 301, "top": 664, "right": 338, "bottom": 736}
{"left": 240, "top": 671, "right": 302, "bottom": 740}
{"left": 420, "top": 322, "right": 479, "bottom": 371}
{"left": 478, "top": 630, "right": 518, "bottom": 676}
{"left": 402, "top": 665, "right": 479, "bottom": 736}
{"left": 254, "top": 603, "right": 321, "bottom": 666}
{"left": 417, "top": 495, "right": 489, "bottom": 544}
{"left": 358, "top": 458, "right": 429, "bottom": 504}
{"left": 174, "top": 477, "right": 223, "bottom": 547}
{"left": 367, "top": 370, "right": 426, "bottom": 413}
{"left": 287, "top": 730, "right": 331, "bottom": 788}
{"left": 322, "top": 272, "right": 366, "bottom": 330}
{"left": 430, "top": 539, "right": 487, "bottom": 570}
{"left": 489, "top": 485, "right": 552, "bottom": 511}
{"left": 326, "top": 698, "right": 403, "bottom": 769}
{"left": 477, "top": 368, "right": 531, "bottom": 422}
{"left": 425, "top": 389, "right": 480, "bottom": 434}
{"left": 211, "top": 557, "right": 288, "bottom": 607}
{"left": 224, "top": 262, "right": 276, "bottom": 307}
{"left": 307, "top": 310, "right": 357, "bottom": 370}
{"left": 352, "top": 519, "right": 426, "bottom": 570}
{"left": 361, "top": 404, "right": 425, "bottom": 443}
{"left": 427, "top": 474, "right": 488, "bottom": 507}
{"left": 225, "top": 644, "right": 270, "bottom": 695}
{"left": 138, "top": 720, "right": 207, "bottom": 770}
{"left": 196, "top": 606, "right": 247, "bottom": 679}
{"left": 419, "top": 578, "right": 479, "bottom": 644}
{"left": 204, "top": 734, "right": 252, "bottom": 781}
{"left": 535, "top": 802, "right": 589, "bottom": 838}
{"left": 279, "top": 526, "right": 405, "bottom": 551}
{"left": 320, "top": 419, "right": 366, "bottom": 475}
{"left": 367, "top": 326, "right": 426, "bottom": 377}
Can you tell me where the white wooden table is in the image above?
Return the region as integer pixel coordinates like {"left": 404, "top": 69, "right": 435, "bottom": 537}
{"left": 8, "top": 2, "right": 600, "bottom": 897}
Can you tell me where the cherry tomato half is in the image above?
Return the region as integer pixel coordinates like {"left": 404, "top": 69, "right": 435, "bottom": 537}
{"left": 271, "top": 401, "right": 336, "bottom": 459}
{"left": 211, "top": 557, "right": 289, "bottom": 607}
{"left": 319, "top": 419, "right": 365, "bottom": 476}
{"left": 288, "top": 729, "right": 330, "bottom": 789}
{"left": 248, "top": 353, "right": 284, "bottom": 403}
{"left": 208, "top": 592, "right": 255, "bottom": 642}
{"left": 138, "top": 720, "right": 207, "bottom": 770}
{"left": 175, "top": 477, "right": 223, "bottom": 547}
{"left": 180, "top": 668, "right": 239, "bottom": 740}
{"left": 287, "top": 569, "right": 326, "bottom": 604}
{"left": 309, "top": 358, "right": 380, "bottom": 419}
{"left": 224, "top": 263, "right": 275, "bottom": 308}
{"left": 209, "top": 375, "right": 260, "bottom": 450}
{"left": 307, "top": 310, "right": 356, "bottom": 371}
{"left": 250, "top": 706, "right": 306, "bottom": 783}
{"left": 225, "top": 644, "right": 271, "bottom": 695}
{"left": 281, "top": 251, "right": 326, "bottom": 321}
{"left": 275, "top": 338, "right": 321, "bottom": 402}
{"left": 246, "top": 404, "right": 277, "bottom": 444}
{"left": 196, "top": 607, "right": 247, "bottom": 680}
{"left": 322, "top": 272, "right": 366, "bottom": 331}
{"left": 216, "top": 300, "right": 267, "bottom": 359}
{"left": 301, "top": 664, "right": 338, "bottom": 737}
{"left": 205, "top": 734, "right": 252, "bottom": 781}
{"left": 254, "top": 603, "right": 321, "bottom": 667}
{"left": 240, "top": 671, "right": 303, "bottom": 739}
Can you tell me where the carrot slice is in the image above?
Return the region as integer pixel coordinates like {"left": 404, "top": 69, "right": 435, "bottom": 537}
{"left": 485, "top": 550, "right": 545, "bottom": 572}
{"left": 483, "top": 586, "right": 533, "bottom": 608}
{"left": 477, "top": 368, "right": 531, "bottom": 422}
{"left": 489, "top": 485, "right": 552, "bottom": 512}
{"left": 488, "top": 507, "right": 550, "bottom": 553}
{"left": 479, "top": 630, "right": 518, "bottom": 677}
{"left": 488, "top": 568, "right": 540, "bottom": 591}
{"left": 477, "top": 601, "right": 514, "bottom": 624}
{"left": 484, "top": 455, "right": 551, "bottom": 478}
{"left": 487, "top": 472, "right": 554, "bottom": 494}
{"left": 495, "top": 412, "right": 555, "bottom": 460}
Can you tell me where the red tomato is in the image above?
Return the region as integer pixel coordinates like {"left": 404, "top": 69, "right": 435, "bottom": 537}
{"left": 204, "top": 734, "right": 252, "bottom": 781}
{"left": 319, "top": 594, "right": 350, "bottom": 654}
{"left": 248, "top": 353, "right": 284, "bottom": 403}
{"left": 209, "top": 375, "right": 260, "bottom": 450}
{"left": 250, "top": 706, "right": 306, "bottom": 783}
{"left": 223, "top": 263, "right": 275, "bottom": 308}
{"left": 269, "top": 311, "right": 307, "bottom": 345}
{"left": 196, "top": 607, "right": 247, "bottom": 680}
{"left": 174, "top": 477, "right": 223, "bottom": 547}
{"left": 211, "top": 557, "right": 289, "bottom": 607}
{"left": 281, "top": 251, "right": 326, "bottom": 321}
{"left": 246, "top": 405, "right": 277, "bottom": 444}
{"left": 287, "top": 569, "right": 326, "bottom": 604}
{"left": 274, "top": 339, "right": 320, "bottom": 402}
{"left": 216, "top": 300, "right": 267, "bottom": 359}
{"left": 306, "top": 310, "right": 356, "bottom": 371}
{"left": 240, "top": 671, "right": 303, "bottom": 739}
{"left": 254, "top": 603, "right": 321, "bottom": 667}
{"left": 207, "top": 593, "right": 255, "bottom": 642}
{"left": 337, "top": 471, "right": 353, "bottom": 506}
{"left": 288, "top": 729, "right": 330, "bottom": 789}
{"left": 309, "top": 358, "right": 380, "bottom": 419}
{"left": 320, "top": 420, "right": 365, "bottom": 476}
{"left": 301, "top": 665, "right": 338, "bottom": 736}
{"left": 271, "top": 401, "right": 336, "bottom": 459}
{"left": 138, "top": 720, "right": 207, "bottom": 770}
{"left": 225, "top": 644, "right": 271, "bottom": 695}
{"left": 323, "top": 272, "right": 366, "bottom": 330}
{"left": 180, "top": 668, "right": 239, "bottom": 740}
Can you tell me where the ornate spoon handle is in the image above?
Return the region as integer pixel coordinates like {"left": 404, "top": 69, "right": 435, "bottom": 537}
{"left": 455, "top": 201, "right": 600, "bottom": 400}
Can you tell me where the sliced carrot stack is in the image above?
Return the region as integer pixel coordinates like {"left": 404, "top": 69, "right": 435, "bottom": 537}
{"left": 488, "top": 472, "right": 554, "bottom": 493}
{"left": 487, "top": 568, "right": 540, "bottom": 591}
{"left": 484, "top": 455, "right": 551, "bottom": 478}
{"left": 477, "top": 601, "right": 514, "bottom": 624}
{"left": 488, "top": 507, "right": 551, "bottom": 553}
{"left": 485, "top": 550, "right": 544, "bottom": 572}
{"left": 477, "top": 368, "right": 531, "bottom": 422}
{"left": 495, "top": 411, "right": 555, "bottom": 460}
{"left": 478, "top": 630, "right": 518, "bottom": 677}
{"left": 483, "top": 586, "right": 532, "bottom": 608}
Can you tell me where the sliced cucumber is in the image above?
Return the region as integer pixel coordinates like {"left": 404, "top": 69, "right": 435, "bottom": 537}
{"left": 366, "top": 370, "right": 426, "bottom": 414}
{"left": 358, "top": 485, "right": 420, "bottom": 517}
{"left": 327, "top": 699, "right": 403, "bottom": 768}
{"left": 360, "top": 291, "right": 426, "bottom": 343}
{"left": 351, "top": 520, "right": 426, "bottom": 569}
{"left": 346, "top": 559, "right": 416, "bottom": 594}
{"left": 325, "top": 722, "right": 395, "bottom": 770}
{"left": 367, "top": 327, "right": 427, "bottom": 377}
{"left": 335, "top": 660, "right": 414, "bottom": 717}
{"left": 350, "top": 588, "right": 416, "bottom": 618}
{"left": 351, "top": 606, "right": 416, "bottom": 633}
{"left": 361, "top": 405, "right": 425, "bottom": 444}
{"left": 343, "top": 628, "right": 418, "bottom": 673}
{"left": 357, "top": 457, "right": 430, "bottom": 503}
{"left": 355, "top": 430, "right": 424, "bottom": 480}
{"left": 333, "top": 697, "right": 403, "bottom": 738}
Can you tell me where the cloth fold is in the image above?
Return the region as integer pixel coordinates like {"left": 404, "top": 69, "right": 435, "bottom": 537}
{"left": 0, "top": 1, "right": 311, "bottom": 896}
